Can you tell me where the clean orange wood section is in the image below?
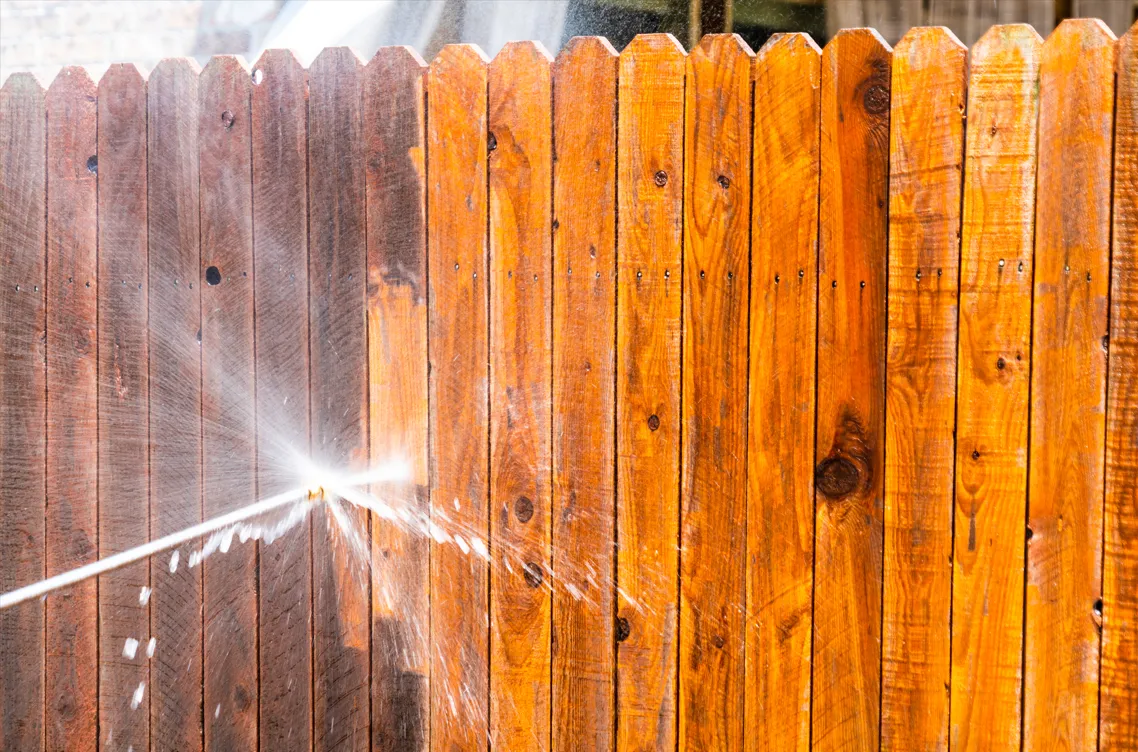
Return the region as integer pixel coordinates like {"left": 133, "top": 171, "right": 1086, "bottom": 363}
{"left": 426, "top": 43, "right": 491, "bottom": 751}
{"left": 615, "top": 33, "right": 685, "bottom": 752}
{"left": 1024, "top": 19, "right": 1114, "bottom": 752}
{"left": 679, "top": 32, "right": 752, "bottom": 751}
{"left": 551, "top": 35, "right": 618, "bottom": 751}
{"left": 364, "top": 45, "right": 430, "bottom": 752}
{"left": 881, "top": 26, "right": 965, "bottom": 752}
{"left": 1102, "top": 21, "right": 1138, "bottom": 751}
{"left": 747, "top": 31, "right": 820, "bottom": 752}
{"left": 814, "top": 28, "right": 891, "bottom": 752}
{"left": 950, "top": 24, "right": 1040, "bottom": 752}
{"left": 44, "top": 66, "right": 99, "bottom": 752}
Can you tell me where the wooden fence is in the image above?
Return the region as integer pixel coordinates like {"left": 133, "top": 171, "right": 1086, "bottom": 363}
{"left": 1, "top": 18, "right": 1136, "bottom": 752}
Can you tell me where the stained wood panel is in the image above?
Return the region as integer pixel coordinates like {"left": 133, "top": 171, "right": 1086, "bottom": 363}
{"left": 747, "top": 32, "right": 820, "bottom": 752}
{"left": 550, "top": 35, "right": 618, "bottom": 752}
{"left": 615, "top": 33, "right": 685, "bottom": 752}
{"left": 881, "top": 26, "right": 965, "bottom": 752}
{"left": 949, "top": 24, "right": 1040, "bottom": 752}
{"left": 44, "top": 66, "right": 99, "bottom": 752}
{"left": 251, "top": 48, "right": 313, "bottom": 752}
{"left": 1024, "top": 20, "right": 1115, "bottom": 752}
{"left": 1103, "top": 22, "right": 1138, "bottom": 751}
{"left": 199, "top": 53, "right": 257, "bottom": 751}
{"left": 813, "top": 28, "right": 891, "bottom": 752}
{"left": 147, "top": 55, "right": 203, "bottom": 752}
{"left": 0, "top": 71, "right": 46, "bottom": 752}
{"left": 97, "top": 63, "right": 150, "bottom": 752}
{"left": 426, "top": 43, "right": 491, "bottom": 752}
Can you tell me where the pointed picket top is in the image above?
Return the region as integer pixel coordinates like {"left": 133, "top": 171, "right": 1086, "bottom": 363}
{"left": 693, "top": 32, "right": 755, "bottom": 61}
{"left": 252, "top": 48, "right": 306, "bottom": 83}
{"left": 430, "top": 43, "right": 491, "bottom": 77}
{"left": 492, "top": 39, "right": 554, "bottom": 68}
{"left": 368, "top": 45, "right": 427, "bottom": 74}
{"left": 47, "top": 65, "right": 97, "bottom": 99}
{"left": 310, "top": 45, "right": 366, "bottom": 75}
{"left": 2, "top": 70, "right": 47, "bottom": 96}
{"left": 894, "top": 25, "right": 965, "bottom": 60}
{"left": 98, "top": 62, "right": 146, "bottom": 91}
{"left": 202, "top": 54, "right": 251, "bottom": 79}
{"left": 622, "top": 32, "right": 687, "bottom": 59}
{"left": 1119, "top": 20, "right": 1138, "bottom": 74}
{"left": 1045, "top": 17, "right": 1117, "bottom": 53}
{"left": 973, "top": 23, "right": 1043, "bottom": 62}
{"left": 824, "top": 27, "right": 893, "bottom": 64}
{"left": 150, "top": 57, "right": 202, "bottom": 81}
{"left": 757, "top": 31, "right": 821, "bottom": 61}
{"left": 555, "top": 35, "right": 618, "bottom": 70}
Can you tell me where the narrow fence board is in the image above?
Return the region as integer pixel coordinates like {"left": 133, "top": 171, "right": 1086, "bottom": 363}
{"left": 363, "top": 45, "right": 430, "bottom": 752}
{"left": 96, "top": 63, "right": 149, "bottom": 752}
{"left": 307, "top": 46, "right": 371, "bottom": 752}
{"left": 814, "top": 28, "right": 891, "bottom": 752}
{"left": 426, "top": 43, "right": 491, "bottom": 751}
{"left": 199, "top": 54, "right": 257, "bottom": 750}
{"left": 1103, "top": 23, "right": 1138, "bottom": 750}
{"left": 1024, "top": 20, "right": 1115, "bottom": 752}
{"left": 147, "top": 56, "right": 203, "bottom": 752}
{"left": 0, "top": 72, "right": 46, "bottom": 752}
{"left": 251, "top": 48, "right": 313, "bottom": 752}
{"left": 881, "top": 26, "right": 965, "bottom": 752}
{"left": 679, "top": 32, "right": 752, "bottom": 751}
{"left": 747, "top": 32, "right": 820, "bottom": 752}
{"left": 615, "top": 33, "right": 685, "bottom": 752}
{"left": 44, "top": 67, "right": 98, "bottom": 752}
{"left": 488, "top": 41, "right": 554, "bottom": 752}
{"left": 550, "top": 35, "right": 618, "bottom": 752}
{"left": 950, "top": 24, "right": 1040, "bottom": 752}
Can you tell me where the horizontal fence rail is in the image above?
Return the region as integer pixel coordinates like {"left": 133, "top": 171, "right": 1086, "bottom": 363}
{"left": 1, "top": 19, "right": 1137, "bottom": 752}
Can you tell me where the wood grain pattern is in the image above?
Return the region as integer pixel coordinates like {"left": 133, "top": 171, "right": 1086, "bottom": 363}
{"left": 487, "top": 41, "right": 554, "bottom": 752}
{"left": 949, "top": 24, "right": 1040, "bottom": 752}
{"left": 881, "top": 26, "right": 965, "bottom": 752}
{"left": 251, "top": 48, "right": 313, "bottom": 752}
{"left": 44, "top": 66, "right": 99, "bottom": 752}
{"left": 813, "top": 28, "right": 891, "bottom": 752}
{"left": 615, "top": 33, "right": 685, "bottom": 752}
{"left": 97, "top": 63, "right": 150, "bottom": 752}
{"left": 679, "top": 32, "right": 752, "bottom": 752}
{"left": 199, "top": 54, "right": 257, "bottom": 751}
{"left": 307, "top": 46, "right": 371, "bottom": 752}
{"left": 0, "top": 71, "right": 46, "bottom": 752}
{"left": 550, "top": 35, "right": 618, "bottom": 752}
{"left": 146, "top": 55, "right": 203, "bottom": 752}
{"left": 746, "top": 32, "right": 820, "bottom": 752}
{"left": 364, "top": 44, "right": 430, "bottom": 752}
{"left": 1024, "top": 19, "right": 1115, "bottom": 752}
{"left": 426, "top": 43, "right": 491, "bottom": 751}
{"left": 1102, "top": 22, "right": 1138, "bottom": 751}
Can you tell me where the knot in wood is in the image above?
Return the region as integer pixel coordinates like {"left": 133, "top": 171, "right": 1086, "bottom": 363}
{"left": 616, "top": 617, "right": 630, "bottom": 642}
{"left": 815, "top": 456, "right": 860, "bottom": 500}
{"left": 523, "top": 561, "right": 543, "bottom": 589}
{"left": 863, "top": 84, "right": 889, "bottom": 115}
{"left": 514, "top": 495, "right": 533, "bottom": 523}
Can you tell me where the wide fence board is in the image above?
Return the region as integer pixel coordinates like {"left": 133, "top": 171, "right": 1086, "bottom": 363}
{"left": 146, "top": 56, "right": 203, "bottom": 752}
{"left": 881, "top": 26, "right": 965, "bottom": 752}
{"left": 251, "top": 47, "right": 313, "bottom": 752}
{"left": 813, "top": 27, "right": 891, "bottom": 752}
{"left": 550, "top": 35, "right": 618, "bottom": 752}
{"left": 0, "top": 71, "right": 46, "bottom": 752}
{"left": 615, "top": 32, "right": 684, "bottom": 752}
{"left": 44, "top": 65, "right": 99, "bottom": 752}
{"left": 1103, "top": 23, "right": 1138, "bottom": 751}
{"left": 426, "top": 43, "right": 491, "bottom": 752}
{"left": 363, "top": 44, "right": 430, "bottom": 752}
{"left": 746, "top": 31, "right": 820, "bottom": 752}
{"left": 949, "top": 24, "right": 1040, "bottom": 752}
{"left": 1024, "top": 19, "right": 1114, "bottom": 752}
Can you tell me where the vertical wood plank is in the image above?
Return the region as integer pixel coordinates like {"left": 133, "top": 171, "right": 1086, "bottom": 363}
{"left": 615, "top": 32, "right": 685, "bottom": 752}
{"left": 949, "top": 24, "right": 1040, "bottom": 752}
{"left": 679, "top": 31, "right": 752, "bottom": 752}
{"left": 1024, "top": 19, "right": 1115, "bottom": 751}
{"left": 426, "top": 43, "right": 491, "bottom": 751}
{"left": 44, "top": 66, "right": 98, "bottom": 752}
{"left": 550, "top": 35, "right": 618, "bottom": 752}
{"left": 363, "top": 44, "right": 430, "bottom": 752}
{"left": 97, "top": 63, "right": 149, "bottom": 752}
{"left": 251, "top": 48, "right": 313, "bottom": 752}
{"left": 199, "top": 53, "right": 257, "bottom": 751}
{"left": 307, "top": 46, "right": 370, "bottom": 752}
{"left": 1103, "top": 23, "right": 1138, "bottom": 751}
{"left": 747, "top": 32, "right": 820, "bottom": 752}
{"left": 0, "top": 71, "right": 46, "bottom": 752}
{"left": 881, "top": 26, "right": 965, "bottom": 752}
{"left": 147, "top": 55, "right": 203, "bottom": 752}
{"left": 813, "top": 28, "right": 891, "bottom": 752}
{"left": 488, "top": 40, "right": 554, "bottom": 752}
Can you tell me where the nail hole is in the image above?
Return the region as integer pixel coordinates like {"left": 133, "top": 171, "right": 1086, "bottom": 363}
{"left": 798, "top": 269, "right": 804, "bottom": 278}
{"left": 1026, "top": 526, "right": 1033, "bottom": 540}
{"left": 999, "top": 259, "right": 1005, "bottom": 268}
{"left": 996, "top": 358, "right": 1005, "bottom": 370}
{"left": 717, "top": 175, "right": 730, "bottom": 189}
{"left": 832, "top": 280, "right": 837, "bottom": 288}
{"left": 860, "top": 280, "right": 866, "bottom": 288}
{"left": 699, "top": 271, "right": 705, "bottom": 279}
{"left": 1103, "top": 334, "right": 1110, "bottom": 352}
{"left": 647, "top": 414, "right": 660, "bottom": 431}
{"left": 653, "top": 170, "right": 668, "bottom": 187}
{"left": 252, "top": 68, "right": 263, "bottom": 85}
{"left": 1093, "top": 598, "right": 1103, "bottom": 616}
{"left": 221, "top": 110, "right": 235, "bottom": 130}
{"left": 972, "top": 449, "right": 980, "bottom": 460}
{"left": 205, "top": 266, "right": 222, "bottom": 286}
{"left": 86, "top": 155, "right": 98, "bottom": 174}
{"left": 488, "top": 132, "right": 498, "bottom": 152}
